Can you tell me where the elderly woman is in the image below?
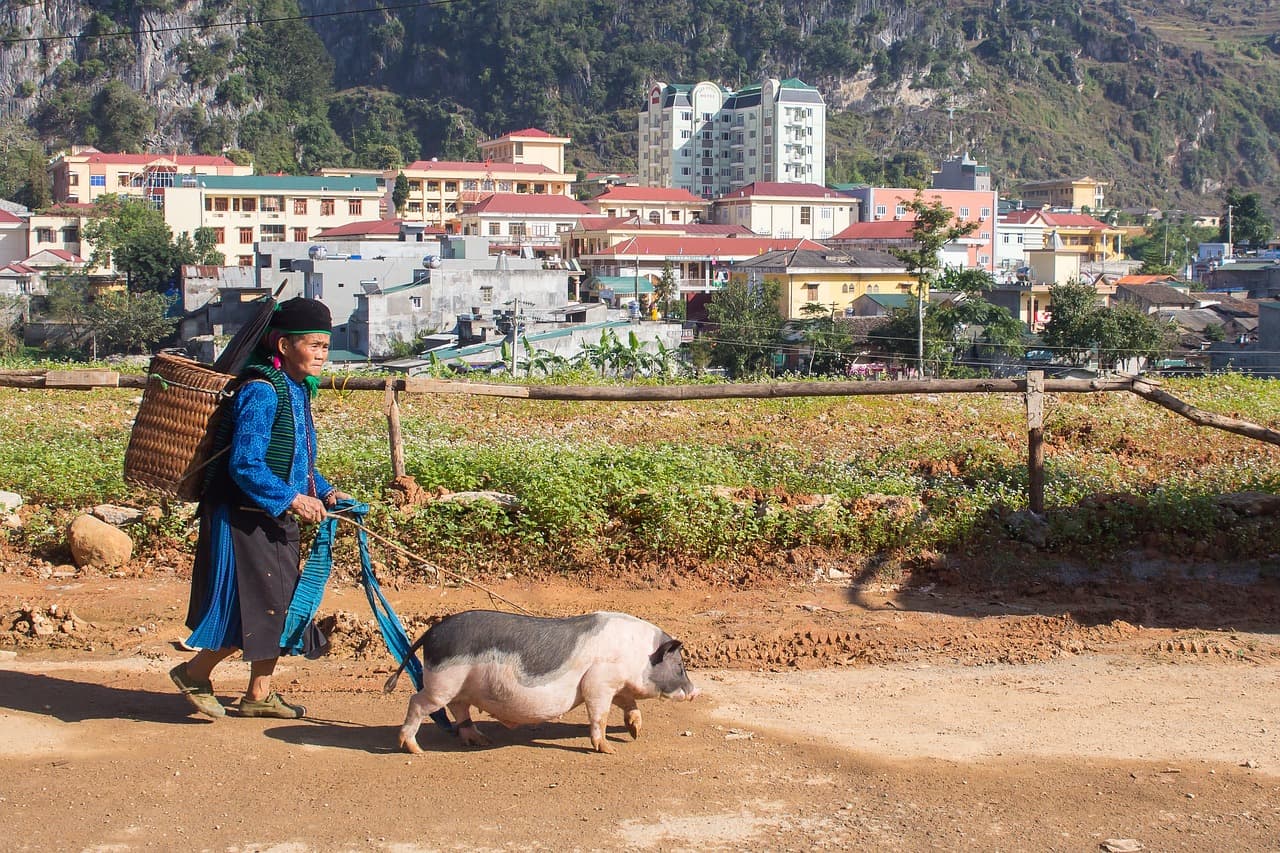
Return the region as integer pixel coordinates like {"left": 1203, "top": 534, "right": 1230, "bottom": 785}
{"left": 170, "top": 297, "right": 349, "bottom": 719}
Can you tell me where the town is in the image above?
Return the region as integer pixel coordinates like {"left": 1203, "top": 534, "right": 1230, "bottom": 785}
{"left": 0, "top": 76, "right": 1274, "bottom": 377}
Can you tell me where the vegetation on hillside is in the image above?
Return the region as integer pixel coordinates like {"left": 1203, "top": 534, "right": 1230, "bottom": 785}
{"left": 3, "top": 0, "right": 1280, "bottom": 216}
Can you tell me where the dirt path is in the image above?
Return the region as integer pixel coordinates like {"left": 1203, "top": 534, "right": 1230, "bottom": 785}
{"left": 2, "top": 573, "right": 1279, "bottom": 851}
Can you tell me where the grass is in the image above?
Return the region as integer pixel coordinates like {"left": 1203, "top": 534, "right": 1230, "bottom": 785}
{"left": 1, "top": 375, "right": 1278, "bottom": 576}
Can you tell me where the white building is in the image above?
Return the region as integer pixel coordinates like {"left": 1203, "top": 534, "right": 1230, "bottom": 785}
{"left": 638, "top": 78, "right": 826, "bottom": 199}
{"left": 711, "top": 182, "right": 857, "bottom": 239}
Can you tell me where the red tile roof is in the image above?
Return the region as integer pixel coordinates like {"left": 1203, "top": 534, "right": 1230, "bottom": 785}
{"left": 405, "top": 159, "right": 558, "bottom": 175}
{"left": 577, "top": 216, "right": 638, "bottom": 229}
{"left": 595, "top": 236, "right": 827, "bottom": 258}
{"left": 1000, "top": 209, "right": 1047, "bottom": 225}
{"left": 1039, "top": 211, "right": 1112, "bottom": 229}
{"left": 831, "top": 220, "right": 916, "bottom": 240}
{"left": 0, "top": 209, "right": 23, "bottom": 224}
{"left": 489, "top": 128, "right": 557, "bottom": 139}
{"left": 592, "top": 186, "right": 707, "bottom": 203}
{"left": 1113, "top": 274, "right": 1180, "bottom": 285}
{"left": 28, "top": 248, "right": 85, "bottom": 264}
{"left": 314, "top": 218, "right": 445, "bottom": 238}
{"left": 80, "top": 152, "right": 239, "bottom": 167}
{"left": 1, "top": 263, "right": 35, "bottom": 274}
{"left": 720, "top": 182, "right": 850, "bottom": 200}
{"left": 464, "top": 193, "right": 593, "bottom": 215}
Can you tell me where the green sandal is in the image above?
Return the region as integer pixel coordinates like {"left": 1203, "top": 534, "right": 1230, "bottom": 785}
{"left": 169, "top": 663, "right": 226, "bottom": 718}
{"left": 238, "top": 692, "right": 306, "bottom": 719}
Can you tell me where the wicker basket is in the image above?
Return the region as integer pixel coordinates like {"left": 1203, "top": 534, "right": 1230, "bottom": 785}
{"left": 124, "top": 353, "right": 239, "bottom": 501}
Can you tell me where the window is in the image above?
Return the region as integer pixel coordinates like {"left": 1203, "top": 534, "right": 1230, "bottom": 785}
{"left": 426, "top": 181, "right": 439, "bottom": 192}
{"left": 498, "top": 181, "right": 512, "bottom": 192}
{"left": 261, "top": 195, "right": 284, "bottom": 213}
{"left": 800, "top": 206, "right": 812, "bottom": 225}
{"left": 348, "top": 199, "right": 362, "bottom": 216}
{"left": 261, "top": 224, "right": 285, "bottom": 242}
{"left": 534, "top": 183, "right": 546, "bottom": 194}
{"left": 212, "top": 196, "right": 229, "bottom": 212}
{"left": 35, "top": 227, "right": 53, "bottom": 243}
{"left": 509, "top": 223, "right": 526, "bottom": 237}
{"left": 407, "top": 201, "right": 422, "bottom": 213}
{"left": 410, "top": 296, "right": 422, "bottom": 310}
{"left": 821, "top": 207, "right": 832, "bottom": 219}
{"left": 979, "top": 255, "right": 990, "bottom": 265}
{"left": 875, "top": 205, "right": 887, "bottom": 217}
{"left": 681, "top": 130, "right": 692, "bottom": 139}
{"left": 444, "top": 182, "right": 457, "bottom": 193}
{"left": 533, "top": 223, "right": 550, "bottom": 236}
{"left": 463, "top": 180, "right": 478, "bottom": 191}
{"left": 117, "top": 173, "right": 130, "bottom": 186}
{"left": 239, "top": 227, "right": 254, "bottom": 244}
{"left": 61, "top": 227, "right": 78, "bottom": 243}
{"left": 69, "top": 173, "right": 79, "bottom": 186}
{"left": 648, "top": 211, "right": 661, "bottom": 224}
{"left": 427, "top": 202, "right": 440, "bottom": 213}
{"left": 320, "top": 198, "right": 335, "bottom": 215}
{"left": 292, "top": 228, "right": 307, "bottom": 242}
{"left": 409, "top": 180, "right": 421, "bottom": 191}
{"left": 980, "top": 207, "right": 991, "bottom": 218}
{"left": 980, "top": 231, "right": 990, "bottom": 239}
{"left": 239, "top": 197, "right": 257, "bottom": 212}
{"left": 480, "top": 285, "right": 494, "bottom": 304}
{"left": 212, "top": 228, "right": 224, "bottom": 243}
{"left": 489, "top": 223, "right": 501, "bottom": 236}
{"left": 293, "top": 198, "right": 308, "bottom": 215}
{"left": 89, "top": 175, "right": 105, "bottom": 187}
{"left": 959, "top": 207, "right": 970, "bottom": 218}
{"left": 670, "top": 211, "right": 681, "bottom": 221}
{"left": 1002, "top": 234, "right": 1011, "bottom": 244}
{"left": 238, "top": 255, "right": 253, "bottom": 266}
{"left": 895, "top": 204, "right": 907, "bottom": 217}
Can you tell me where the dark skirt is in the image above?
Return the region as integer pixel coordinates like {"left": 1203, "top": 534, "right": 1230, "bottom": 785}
{"left": 186, "top": 503, "right": 302, "bottom": 662}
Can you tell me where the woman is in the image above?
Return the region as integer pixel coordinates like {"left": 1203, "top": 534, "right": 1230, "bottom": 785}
{"left": 170, "top": 297, "right": 349, "bottom": 719}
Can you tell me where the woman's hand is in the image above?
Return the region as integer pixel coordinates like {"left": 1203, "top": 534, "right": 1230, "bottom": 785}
{"left": 323, "top": 490, "right": 353, "bottom": 508}
{"left": 290, "top": 493, "right": 327, "bottom": 524}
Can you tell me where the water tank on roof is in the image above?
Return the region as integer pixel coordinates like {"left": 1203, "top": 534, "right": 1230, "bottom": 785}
{"left": 308, "top": 245, "right": 328, "bottom": 261}
{"left": 423, "top": 254, "right": 441, "bottom": 268}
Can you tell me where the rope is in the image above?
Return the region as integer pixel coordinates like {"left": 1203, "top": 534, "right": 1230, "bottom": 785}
{"left": 148, "top": 372, "right": 236, "bottom": 398}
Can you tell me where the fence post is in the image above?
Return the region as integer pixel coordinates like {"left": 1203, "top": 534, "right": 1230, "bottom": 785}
{"left": 1026, "top": 370, "right": 1045, "bottom": 514}
{"left": 384, "top": 380, "right": 406, "bottom": 480}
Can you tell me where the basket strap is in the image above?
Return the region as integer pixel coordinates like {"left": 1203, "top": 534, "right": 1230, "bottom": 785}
{"left": 148, "top": 372, "right": 237, "bottom": 398}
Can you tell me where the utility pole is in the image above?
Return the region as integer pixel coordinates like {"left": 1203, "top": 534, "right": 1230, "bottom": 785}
{"left": 1227, "top": 205, "right": 1234, "bottom": 256}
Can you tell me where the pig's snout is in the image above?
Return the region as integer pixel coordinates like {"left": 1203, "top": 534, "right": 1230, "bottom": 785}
{"left": 663, "top": 685, "right": 699, "bottom": 701}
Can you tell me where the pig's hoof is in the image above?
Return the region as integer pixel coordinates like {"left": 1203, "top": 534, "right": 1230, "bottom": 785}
{"left": 399, "top": 735, "right": 424, "bottom": 755}
{"left": 457, "top": 723, "right": 491, "bottom": 747}
{"left": 625, "top": 709, "right": 643, "bottom": 740}
{"left": 592, "top": 737, "right": 617, "bottom": 754}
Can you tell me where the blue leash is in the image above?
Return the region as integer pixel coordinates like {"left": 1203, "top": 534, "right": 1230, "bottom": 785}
{"left": 283, "top": 498, "right": 452, "bottom": 732}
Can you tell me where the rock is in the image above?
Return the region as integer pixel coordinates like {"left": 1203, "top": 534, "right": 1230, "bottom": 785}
{"left": 0, "top": 490, "right": 21, "bottom": 513}
{"left": 2, "top": 513, "right": 20, "bottom": 530}
{"left": 434, "top": 490, "right": 521, "bottom": 509}
{"left": 66, "top": 514, "right": 133, "bottom": 569}
{"left": 1215, "top": 491, "right": 1280, "bottom": 517}
{"left": 1006, "top": 510, "right": 1050, "bottom": 548}
{"left": 92, "top": 504, "right": 144, "bottom": 526}
{"left": 1101, "top": 841, "right": 1143, "bottom": 853}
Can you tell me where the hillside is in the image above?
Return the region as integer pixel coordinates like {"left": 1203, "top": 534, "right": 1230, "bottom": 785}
{"left": 2, "top": 0, "right": 1280, "bottom": 215}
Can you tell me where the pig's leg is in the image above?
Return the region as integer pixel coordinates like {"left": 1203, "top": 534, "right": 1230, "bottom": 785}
{"left": 450, "top": 701, "right": 491, "bottom": 747}
{"left": 398, "top": 688, "right": 450, "bottom": 754}
{"left": 581, "top": 668, "right": 624, "bottom": 754}
{"left": 613, "top": 694, "right": 642, "bottom": 740}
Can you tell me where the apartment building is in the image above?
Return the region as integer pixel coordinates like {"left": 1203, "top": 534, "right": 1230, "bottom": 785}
{"left": 712, "top": 182, "right": 857, "bottom": 240}
{"left": 840, "top": 186, "right": 999, "bottom": 272}
{"left": 477, "top": 128, "right": 571, "bottom": 173}
{"left": 49, "top": 148, "right": 252, "bottom": 206}
{"left": 638, "top": 78, "right": 826, "bottom": 199}
{"left": 458, "top": 193, "right": 594, "bottom": 257}
{"left": 164, "top": 175, "right": 384, "bottom": 266}
{"left": 1002, "top": 209, "right": 1124, "bottom": 263}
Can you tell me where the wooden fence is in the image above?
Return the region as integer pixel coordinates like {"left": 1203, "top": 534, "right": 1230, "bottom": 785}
{"left": 2, "top": 368, "right": 1278, "bottom": 515}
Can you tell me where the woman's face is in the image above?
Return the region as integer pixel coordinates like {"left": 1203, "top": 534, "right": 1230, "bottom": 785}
{"left": 278, "top": 333, "right": 330, "bottom": 378}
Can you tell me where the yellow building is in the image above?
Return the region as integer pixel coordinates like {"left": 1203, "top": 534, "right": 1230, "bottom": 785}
{"left": 729, "top": 247, "right": 910, "bottom": 320}
{"left": 49, "top": 148, "right": 251, "bottom": 206}
{"left": 322, "top": 128, "right": 577, "bottom": 232}
{"left": 1018, "top": 176, "right": 1107, "bottom": 212}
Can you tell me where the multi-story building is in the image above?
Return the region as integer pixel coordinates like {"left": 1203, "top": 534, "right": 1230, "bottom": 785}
{"left": 458, "top": 193, "right": 594, "bottom": 258}
{"left": 584, "top": 186, "right": 709, "bottom": 225}
{"left": 840, "top": 186, "right": 999, "bottom": 272}
{"left": 164, "top": 175, "right": 384, "bottom": 267}
{"left": 728, "top": 248, "right": 910, "bottom": 320}
{"left": 1017, "top": 177, "right": 1107, "bottom": 212}
{"left": 712, "top": 182, "right": 857, "bottom": 240}
{"left": 932, "top": 153, "right": 992, "bottom": 192}
{"left": 638, "top": 78, "right": 826, "bottom": 199}
{"left": 49, "top": 147, "right": 252, "bottom": 206}
{"left": 1002, "top": 209, "right": 1124, "bottom": 263}
{"left": 321, "top": 128, "right": 577, "bottom": 232}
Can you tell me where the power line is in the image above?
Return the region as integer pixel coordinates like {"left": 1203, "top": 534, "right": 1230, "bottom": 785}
{"left": 0, "top": 0, "right": 468, "bottom": 46}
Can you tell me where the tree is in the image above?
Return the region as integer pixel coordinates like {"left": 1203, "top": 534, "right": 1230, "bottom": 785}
{"left": 795, "top": 302, "right": 853, "bottom": 375}
{"left": 392, "top": 171, "right": 410, "bottom": 215}
{"left": 1219, "top": 189, "right": 1273, "bottom": 248}
{"left": 82, "top": 195, "right": 188, "bottom": 293}
{"left": 91, "top": 82, "right": 156, "bottom": 152}
{"left": 653, "top": 261, "right": 679, "bottom": 318}
{"left": 83, "top": 290, "right": 175, "bottom": 355}
{"left": 1042, "top": 281, "right": 1170, "bottom": 370}
{"left": 705, "top": 277, "right": 784, "bottom": 378}
{"left": 888, "top": 192, "right": 979, "bottom": 374}
{"left": 1137, "top": 241, "right": 1177, "bottom": 276}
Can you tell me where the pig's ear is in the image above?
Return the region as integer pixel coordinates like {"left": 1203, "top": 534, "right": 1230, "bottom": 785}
{"left": 651, "top": 639, "right": 683, "bottom": 665}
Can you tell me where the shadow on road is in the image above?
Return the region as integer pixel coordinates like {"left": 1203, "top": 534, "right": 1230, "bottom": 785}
{"left": 265, "top": 717, "right": 618, "bottom": 755}
{"left": 0, "top": 669, "right": 209, "bottom": 725}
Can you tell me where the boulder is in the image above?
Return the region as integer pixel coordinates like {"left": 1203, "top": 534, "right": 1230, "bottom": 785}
{"left": 92, "top": 504, "right": 144, "bottom": 526}
{"left": 67, "top": 514, "right": 133, "bottom": 569}
{"left": 0, "top": 490, "right": 21, "bottom": 513}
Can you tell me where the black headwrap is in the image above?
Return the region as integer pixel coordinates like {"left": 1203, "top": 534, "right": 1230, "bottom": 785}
{"left": 270, "top": 297, "right": 332, "bottom": 335}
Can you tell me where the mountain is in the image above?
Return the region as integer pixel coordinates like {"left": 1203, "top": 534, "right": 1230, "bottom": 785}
{"left": 2, "top": 0, "right": 1279, "bottom": 217}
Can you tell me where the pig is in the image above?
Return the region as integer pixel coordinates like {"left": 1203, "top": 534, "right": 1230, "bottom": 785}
{"left": 383, "top": 609, "right": 699, "bottom": 754}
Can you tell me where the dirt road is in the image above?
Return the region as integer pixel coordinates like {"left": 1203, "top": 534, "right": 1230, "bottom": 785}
{"left": 2, "top": 572, "right": 1279, "bottom": 851}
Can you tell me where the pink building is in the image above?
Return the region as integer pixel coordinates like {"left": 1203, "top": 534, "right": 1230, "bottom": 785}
{"left": 841, "top": 186, "right": 998, "bottom": 272}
